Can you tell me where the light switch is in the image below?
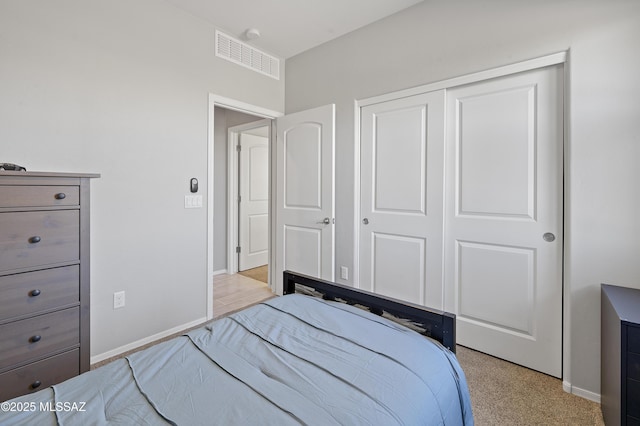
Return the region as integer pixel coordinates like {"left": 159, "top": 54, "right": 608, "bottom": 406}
{"left": 184, "top": 195, "right": 203, "bottom": 208}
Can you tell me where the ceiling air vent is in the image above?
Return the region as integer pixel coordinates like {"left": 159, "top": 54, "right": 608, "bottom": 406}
{"left": 215, "top": 30, "right": 280, "bottom": 80}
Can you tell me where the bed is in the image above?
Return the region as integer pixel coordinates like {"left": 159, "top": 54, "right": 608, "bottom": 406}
{"left": 0, "top": 271, "right": 473, "bottom": 425}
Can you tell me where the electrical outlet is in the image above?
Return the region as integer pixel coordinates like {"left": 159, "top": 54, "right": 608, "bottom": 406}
{"left": 340, "top": 266, "right": 349, "bottom": 280}
{"left": 113, "top": 291, "right": 125, "bottom": 309}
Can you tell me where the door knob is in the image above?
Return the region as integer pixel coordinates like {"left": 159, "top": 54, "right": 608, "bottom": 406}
{"left": 362, "top": 218, "right": 369, "bottom": 225}
{"left": 317, "top": 217, "right": 331, "bottom": 225}
{"left": 543, "top": 232, "right": 556, "bottom": 242}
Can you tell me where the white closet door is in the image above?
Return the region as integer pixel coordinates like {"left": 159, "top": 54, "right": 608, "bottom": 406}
{"left": 444, "top": 65, "right": 564, "bottom": 377}
{"left": 359, "top": 91, "right": 445, "bottom": 308}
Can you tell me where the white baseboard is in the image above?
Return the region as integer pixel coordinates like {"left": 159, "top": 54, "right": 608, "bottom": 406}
{"left": 90, "top": 316, "right": 207, "bottom": 365}
{"left": 213, "top": 268, "right": 228, "bottom": 276}
{"left": 563, "top": 381, "right": 601, "bottom": 403}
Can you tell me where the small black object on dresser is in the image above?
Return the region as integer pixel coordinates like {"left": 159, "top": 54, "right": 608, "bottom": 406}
{"left": 601, "top": 284, "right": 640, "bottom": 426}
{"left": 0, "top": 171, "right": 99, "bottom": 402}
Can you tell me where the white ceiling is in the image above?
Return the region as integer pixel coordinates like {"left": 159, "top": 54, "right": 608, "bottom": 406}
{"left": 163, "top": 0, "right": 424, "bottom": 58}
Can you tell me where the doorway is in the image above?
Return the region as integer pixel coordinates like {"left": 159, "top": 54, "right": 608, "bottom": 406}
{"left": 228, "top": 120, "right": 271, "bottom": 282}
{"left": 207, "top": 94, "right": 281, "bottom": 320}
{"left": 208, "top": 96, "right": 335, "bottom": 316}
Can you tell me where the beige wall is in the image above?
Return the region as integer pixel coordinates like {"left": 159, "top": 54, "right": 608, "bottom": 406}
{"left": 285, "top": 0, "right": 640, "bottom": 398}
{"left": 0, "top": 0, "right": 284, "bottom": 358}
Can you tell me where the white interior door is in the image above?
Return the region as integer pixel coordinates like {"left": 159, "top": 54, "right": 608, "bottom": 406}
{"left": 444, "top": 65, "right": 563, "bottom": 377}
{"left": 238, "top": 132, "right": 269, "bottom": 271}
{"left": 274, "top": 104, "right": 335, "bottom": 295}
{"left": 359, "top": 91, "right": 445, "bottom": 308}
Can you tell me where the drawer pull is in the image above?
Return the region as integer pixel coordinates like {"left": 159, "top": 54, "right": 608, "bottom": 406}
{"left": 29, "top": 335, "right": 42, "bottom": 343}
{"left": 31, "top": 380, "right": 42, "bottom": 390}
{"left": 55, "top": 192, "right": 67, "bottom": 200}
{"left": 28, "top": 236, "right": 42, "bottom": 244}
{"left": 29, "top": 289, "right": 42, "bottom": 297}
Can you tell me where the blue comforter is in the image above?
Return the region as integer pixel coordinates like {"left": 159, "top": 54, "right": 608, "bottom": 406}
{"left": 0, "top": 294, "right": 473, "bottom": 425}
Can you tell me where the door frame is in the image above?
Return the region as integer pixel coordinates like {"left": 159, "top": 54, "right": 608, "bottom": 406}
{"left": 353, "top": 51, "right": 574, "bottom": 388}
{"left": 207, "top": 94, "right": 282, "bottom": 321}
{"left": 227, "top": 119, "right": 272, "bottom": 275}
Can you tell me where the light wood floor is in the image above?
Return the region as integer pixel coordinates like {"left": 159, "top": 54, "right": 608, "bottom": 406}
{"left": 213, "top": 272, "right": 275, "bottom": 319}
{"left": 237, "top": 264, "right": 268, "bottom": 283}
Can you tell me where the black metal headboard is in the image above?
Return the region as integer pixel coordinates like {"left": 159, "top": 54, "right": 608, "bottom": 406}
{"left": 283, "top": 271, "right": 456, "bottom": 353}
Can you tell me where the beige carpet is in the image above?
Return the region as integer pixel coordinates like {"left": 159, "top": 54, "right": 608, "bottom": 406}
{"left": 457, "top": 345, "right": 604, "bottom": 425}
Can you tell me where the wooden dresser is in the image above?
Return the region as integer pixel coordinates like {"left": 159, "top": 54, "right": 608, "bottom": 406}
{"left": 601, "top": 284, "right": 640, "bottom": 426}
{"left": 0, "top": 171, "right": 99, "bottom": 402}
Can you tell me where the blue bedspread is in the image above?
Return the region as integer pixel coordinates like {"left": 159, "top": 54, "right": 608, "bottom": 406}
{"left": 0, "top": 294, "right": 473, "bottom": 425}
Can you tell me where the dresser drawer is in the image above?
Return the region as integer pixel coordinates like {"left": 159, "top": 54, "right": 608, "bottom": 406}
{"left": 0, "top": 349, "right": 80, "bottom": 401}
{"left": 0, "top": 210, "right": 79, "bottom": 272}
{"left": 0, "top": 185, "right": 79, "bottom": 208}
{"left": 0, "top": 308, "right": 79, "bottom": 371}
{"left": 629, "top": 325, "right": 640, "bottom": 354}
{"left": 0, "top": 349, "right": 79, "bottom": 402}
{"left": 0, "top": 266, "right": 79, "bottom": 322}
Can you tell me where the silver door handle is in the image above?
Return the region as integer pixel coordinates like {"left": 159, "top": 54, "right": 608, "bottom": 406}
{"left": 362, "top": 218, "right": 369, "bottom": 225}
{"left": 543, "top": 232, "right": 556, "bottom": 242}
{"left": 317, "top": 217, "right": 331, "bottom": 225}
